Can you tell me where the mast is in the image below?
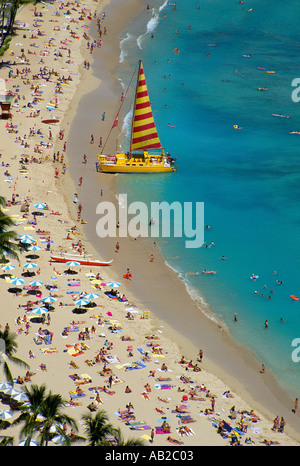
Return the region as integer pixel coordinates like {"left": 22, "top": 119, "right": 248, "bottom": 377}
{"left": 129, "top": 59, "right": 142, "bottom": 153}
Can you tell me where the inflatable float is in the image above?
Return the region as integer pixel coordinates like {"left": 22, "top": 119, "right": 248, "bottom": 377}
{"left": 290, "top": 295, "right": 299, "bottom": 301}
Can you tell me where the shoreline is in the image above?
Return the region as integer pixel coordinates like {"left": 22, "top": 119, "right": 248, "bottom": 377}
{"left": 0, "top": 0, "right": 299, "bottom": 447}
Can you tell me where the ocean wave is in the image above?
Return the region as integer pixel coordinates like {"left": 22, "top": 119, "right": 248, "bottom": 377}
{"left": 119, "top": 32, "right": 131, "bottom": 63}
{"left": 137, "top": 9, "right": 160, "bottom": 50}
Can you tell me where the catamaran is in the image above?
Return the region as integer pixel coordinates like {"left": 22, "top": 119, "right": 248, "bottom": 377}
{"left": 96, "top": 60, "right": 178, "bottom": 174}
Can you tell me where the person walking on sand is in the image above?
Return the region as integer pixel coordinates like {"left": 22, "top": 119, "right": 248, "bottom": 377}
{"left": 102, "top": 112, "right": 106, "bottom": 121}
{"left": 83, "top": 154, "right": 87, "bottom": 164}
{"left": 99, "top": 136, "right": 102, "bottom": 147}
{"left": 90, "top": 134, "right": 94, "bottom": 144}
{"left": 78, "top": 177, "right": 82, "bottom": 187}
{"left": 199, "top": 349, "right": 203, "bottom": 363}
{"left": 294, "top": 398, "right": 298, "bottom": 414}
{"left": 150, "top": 428, "right": 154, "bottom": 443}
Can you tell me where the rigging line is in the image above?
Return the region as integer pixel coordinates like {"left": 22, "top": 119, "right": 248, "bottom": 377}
{"left": 102, "top": 62, "right": 139, "bottom": 154}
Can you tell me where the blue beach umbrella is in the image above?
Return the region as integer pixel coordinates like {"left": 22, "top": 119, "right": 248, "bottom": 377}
{"left": 21, "top": 238, "right": 35, "bottom": 244}
{"left": 33, "top": 203, "right": 47, "bottom": 209}
{"left": 107, "top": 282, "right": 121, "bottom": 288}
{"left": 28, "top": 245, "right": 42, "bottom": 251}
{"left": 10, "top": 277, "right": 25, "bottom": 285}
{"left": 30, "top": 307, "right": 48, "bottom": 314}
{"left": 19, "top": 234, "right": 34, "bottom": 241}
{"left": 74, "top": 298, "right": 90, "bottom": 306}
{"left": 84, "top": 293, "right": 99, "bottom": 299}
{"left": 1, "top": 263, "right": 15, "bottom": 271}
{"left": 23, "top": 263, "right": 38, "bottom": 269}
{"left": 42, "top": 296, "right": 57, "bottom": 303}
{"left": 66, "top": 261, "right": 80, "bottom": 267}
{"left": 29, "top": 280, "right": 44, "bottom": 286}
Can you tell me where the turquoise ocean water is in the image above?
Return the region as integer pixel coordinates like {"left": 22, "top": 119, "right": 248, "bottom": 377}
{"left": 110, "top": 0, "right": 300, "bottom": 397}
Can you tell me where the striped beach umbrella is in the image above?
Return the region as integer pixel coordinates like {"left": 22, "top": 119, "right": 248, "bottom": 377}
{"left": 19, "top": 234, "right": 34, "bottom": 240}
{"left": 66, "top": 261, "right": 80, "bottom": 267}
{"left": 107, "top": 282, "right": 121, "bottom": 287}
{"left": 1, "top": 263, "right": 15, "bottom": 271}
{"left": 30, "top": 307, "right": 48, "bottom": 314}
{"left": 23, "top": 263, "right": 38, "bottom": 269}
{"left": 21, "top": 238, "right": 35, "bottom": 244}
{"left": 83, "top": 293, "right": 99, "bottom": 299}
{"left": 29, "top": 280, "right": 44, "bottom": 287}
{"left": 28, "top": 245, "right": 42, "bottom": 251}
{"left": 42, "top": 296, "right": 57, "bottom": 303}
{"left": 74, "top": 298, "right": 90, "bottom": 306}
{"left": 10, "top": 277, "right": 25, "bottom": 286}
{"left": 33, "top": 203, "right": 47, "bottom": 209}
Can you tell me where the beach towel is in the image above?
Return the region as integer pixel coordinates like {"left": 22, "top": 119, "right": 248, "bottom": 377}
{"left": 132, "top": 425, "right": 151, "bottom": 431}
{"left": 155, "top": 427, "right": 170, "bottom": 434}
{"left": 134, "top": 360, "right": 146, "bottom": 368}
{"left": 155, "top": 384, "right": 173, "bottom": 390}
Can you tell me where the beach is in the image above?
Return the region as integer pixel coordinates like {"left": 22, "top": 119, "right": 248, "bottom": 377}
{"left": 0, "top": 0, "right": 299, "bottom": 447}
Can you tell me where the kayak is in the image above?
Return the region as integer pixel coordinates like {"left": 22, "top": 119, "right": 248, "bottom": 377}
{"left": 50, "top": 255, "right": 112, "bottom": 266}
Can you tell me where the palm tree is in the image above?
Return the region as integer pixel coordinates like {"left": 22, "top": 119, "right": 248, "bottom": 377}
{"left": 81, "top": 410, "right": 115, "bottom": 446}
{"left": 0, "top": 328, "right": 29, "bottom": 384}
{"left": 15, "top": 385, "right": 78, "bottom": 446}
{"left": 0, "top": 210, "right": 23, "bottom": 263}
{"left": 110, "top": 427, "right": 146, "bottom": 446}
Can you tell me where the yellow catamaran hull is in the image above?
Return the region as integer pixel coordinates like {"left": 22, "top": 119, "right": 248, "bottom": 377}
{"left": 97, "top": 152, "right": 177, "bottom": 173}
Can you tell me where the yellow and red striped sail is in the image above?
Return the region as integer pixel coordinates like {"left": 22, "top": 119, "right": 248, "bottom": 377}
{"left": 130, "top": 61, "right": 162, "bottom": 151}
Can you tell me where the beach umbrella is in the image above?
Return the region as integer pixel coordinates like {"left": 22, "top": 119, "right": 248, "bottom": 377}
{"left": 1, "top": 264, "right": 15, "bottom": 271}
{"left": 74, "top": 298, "right": 90, "bottom": 306}
{"left": 107, "top": 282, "right": 121, "bottom": 287}
{"left": 19, "top": 234, "right": 34, "bottom": 241}
{"left": 66, "top": 261, "right": 80, "bottom": 267}
{"left": 21, "top": 238, "right": 35, "bottom": 244}
{"left": 12, "top": 391, "right": 29, "bottom": 402}
{"left": 42, "top": 296, "right": 57, "bottom": 303}
{"left": 28, "top": 245, "right": 42, "bottom": 251}
{"left": 33, "top": 203, "right": 47, "bottom": 209}
{"left": 0, "top": 409, "right": 13, "bottom": 420}
{"left": 0, "top": 382, "right": 13, "bottom": 391}
{"left": 29, "top": 280, "right": 44, "bottom": 287}
{"left": 19, "top": 440, "right": 38, "bottom": 446}
{"left": 2, "top": 387, "right": 20, "bottom": 397}
{"left": 30, "top": 307, "right": 48, "bottom": 315}
{"left": 51, "top": 435, "right": 67, "bottom": 445}
{"left": 48, "top": 276, "right": 60, "bottom": 282}
{"left": 23, "top": 263, "right": 38, "bottom": 269}
{"left": 84, "top": 293, "right": 99, "bottom": 299}
{"left": 10, "top": 277, "right": 25, "bottom": 286}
